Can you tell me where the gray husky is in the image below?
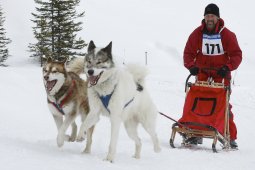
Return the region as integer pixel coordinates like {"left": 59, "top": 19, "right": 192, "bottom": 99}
{"left": 43, "top": 57, "right": 94, "bottom": 153}
{"left": 74, "top": 41, "right": 161, "bottom": 162}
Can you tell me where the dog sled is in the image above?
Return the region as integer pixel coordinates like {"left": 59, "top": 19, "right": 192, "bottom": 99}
{"left": 169, "top": 68, "right": 232, "bottom": 152}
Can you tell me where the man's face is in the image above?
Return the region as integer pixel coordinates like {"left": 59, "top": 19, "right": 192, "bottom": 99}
{"left": 204, "top": 14, "right": 219, "bottom": 30}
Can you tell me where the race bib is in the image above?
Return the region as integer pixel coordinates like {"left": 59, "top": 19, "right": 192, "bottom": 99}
{"left": 202, "top": 34, "right": 224, "bottom": 56}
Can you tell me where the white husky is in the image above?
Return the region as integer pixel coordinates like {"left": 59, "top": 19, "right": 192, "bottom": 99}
{"left": 75, "top": 41, "right": 161, "bottom": 162}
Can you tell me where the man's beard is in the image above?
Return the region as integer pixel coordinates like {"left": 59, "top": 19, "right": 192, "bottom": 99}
{"left": 206, "top": 20, "right": 216, "bottom": 30}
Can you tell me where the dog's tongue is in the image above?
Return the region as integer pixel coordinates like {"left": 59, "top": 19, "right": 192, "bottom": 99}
{"left": 46, "top": 80, "right": 57, "bottom": 91}
{"left": 88, "top": 76, "right": 98, "bottom": 85}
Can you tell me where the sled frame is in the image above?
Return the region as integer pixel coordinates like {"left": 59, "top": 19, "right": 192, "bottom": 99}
{"left": 169, "top": 81, "right": 231, "bottom": 152}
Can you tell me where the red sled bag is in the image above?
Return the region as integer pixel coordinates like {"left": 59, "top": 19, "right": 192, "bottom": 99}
{"left": 178, "top": 85, "right": 227, "bottom": 135}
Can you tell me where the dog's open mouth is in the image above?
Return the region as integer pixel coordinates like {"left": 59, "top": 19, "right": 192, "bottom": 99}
{"left": 46, "top": 80, "right": 57, "bottom": 92}
{"left": 88, "top": 71, "right": 103, "bottom": 86}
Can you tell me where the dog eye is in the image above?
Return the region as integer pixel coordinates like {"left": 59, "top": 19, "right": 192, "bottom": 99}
{"left": 52, "top": 70, "right": 57, "bottom": 73}
{"left": 96, "top": 61, "right": 101, "bottom": 64}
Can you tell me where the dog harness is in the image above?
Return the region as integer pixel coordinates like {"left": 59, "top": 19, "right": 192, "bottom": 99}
{"left": 47, "top": 80, "right": 75, "bottom": 115}
{"left": 99, "top": 85, "right": 134, "bottom": 114}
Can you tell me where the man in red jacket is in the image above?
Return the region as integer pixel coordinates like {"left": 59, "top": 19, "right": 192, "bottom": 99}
{"left": 183, "top": 3, "right": 242, "bottom": 148}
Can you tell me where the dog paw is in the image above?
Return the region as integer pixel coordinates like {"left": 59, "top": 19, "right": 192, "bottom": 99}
{"left": 76, "top": 135, "right": 85, "bottom": 142}
{"left": 70, "top": 133, "right": 77, "bottom": 142}
{"left": 154, "top": 145, "right": 161, "bottom": 153}
{"left": 82, "top": 147, "right": 91, "bottom": 154}
{"left": 63, "top": 134, "right": 75, "bottom": 141}
{"left": 68, "top": 136, "right": 76, "bottom": 142}
{"left": 57, "top": 134, "right": 65, "bottom": 147}
{"left": 103, "top": 154, "right": 114, "bottom": 163}
{"left": 132, "top": 154, "right": 140, "bottom": 159}
{"left": 76, "top": 130, "right": 86, "bottom": 142}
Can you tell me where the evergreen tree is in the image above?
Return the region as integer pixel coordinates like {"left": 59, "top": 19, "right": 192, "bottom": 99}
{"left": 29, "top": 0, "right": 86, "bottom": 65}
{"left": 0, "top": 5, "right": 11, "bottom": 66}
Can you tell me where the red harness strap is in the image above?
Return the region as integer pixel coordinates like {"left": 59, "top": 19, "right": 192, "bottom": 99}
{"left": 59, "top": 80, "right": 75, "bottom": 108}
{"left": 48, "top": 80, "right": 76, "bottom": 115}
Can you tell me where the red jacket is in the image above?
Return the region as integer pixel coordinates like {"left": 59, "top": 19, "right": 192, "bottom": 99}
{"left": 183, "top": 18, "right": 242, "bottom": 81}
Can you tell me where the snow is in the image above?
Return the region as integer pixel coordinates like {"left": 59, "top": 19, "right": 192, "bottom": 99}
{"left": 1, "top": 0, "right": 255, "bottom": 169}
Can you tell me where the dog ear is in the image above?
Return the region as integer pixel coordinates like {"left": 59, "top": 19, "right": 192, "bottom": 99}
{"left": 47, "top": 56, "right": 53, "bottom": 63}
{"left": 61, "top": 57, "right": 68, "bottom": 64}
{"left": 102, "top": 41, "right": 112, "bottom": 56}
{"left": 88, "top": 40, "right": 96, "bottom": 53}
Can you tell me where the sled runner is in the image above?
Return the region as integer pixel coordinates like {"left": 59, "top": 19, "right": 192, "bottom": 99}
{"left": 169, "top": 71, "right": 231, "bottom": 152}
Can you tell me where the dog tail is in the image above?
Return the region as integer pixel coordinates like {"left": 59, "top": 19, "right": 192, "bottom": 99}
{"left": 67, "top": 57, "right": 85, "bottom": 75}
{"left": 126, "top": 64, "right": 149, "bottom": 87}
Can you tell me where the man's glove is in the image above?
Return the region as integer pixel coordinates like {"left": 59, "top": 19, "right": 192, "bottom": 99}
{"left": 189, "top": 67, "right": 199, "bottom": 76}
{"left": 217, "top": 66, "right": 229, "bottom": 78}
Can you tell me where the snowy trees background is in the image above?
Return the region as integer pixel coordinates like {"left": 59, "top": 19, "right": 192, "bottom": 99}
{"left": 29, "top": 0, "right": 86, "bottom": 65}
{"left": 0, "top": 5, "right": 11, "bottom": 66}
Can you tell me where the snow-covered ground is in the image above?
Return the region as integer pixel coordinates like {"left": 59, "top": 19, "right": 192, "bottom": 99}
{"left": 1, "top": 0, "right": 255, "bottom": 169}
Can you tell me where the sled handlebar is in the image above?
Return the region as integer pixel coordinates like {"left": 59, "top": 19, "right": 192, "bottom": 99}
{"left": 185, "top": 74, "right": 192, "bottom": 92}
{"left": 200, "top": 67, "right": 219, "bottom": 71}
{"left": 185, "top": 67, "right": 228, "bottom": 92}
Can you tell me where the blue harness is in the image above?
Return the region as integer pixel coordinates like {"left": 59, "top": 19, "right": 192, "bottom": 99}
{"left": 99, "top": 86, "right": 134, "bottom": 113}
